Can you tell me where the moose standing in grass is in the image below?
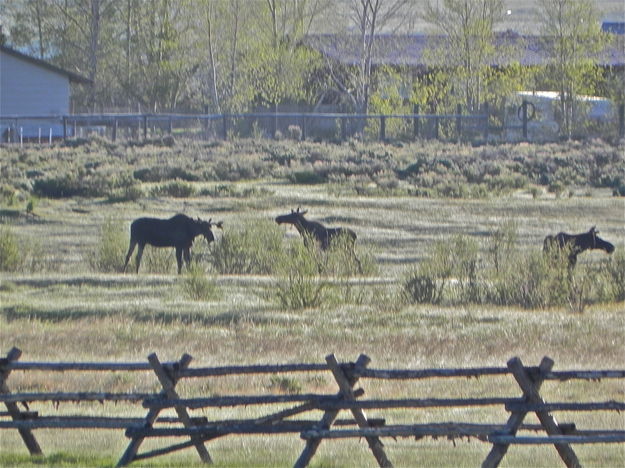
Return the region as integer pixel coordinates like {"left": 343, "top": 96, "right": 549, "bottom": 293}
{"left": 123, "top": 214, "right": 222, "bottom": 274}
{"left": 275, "top": 207, "right": 363, "bottom": 273}
{"left": 543, "top": 226, "right": 615, "bottom": 268}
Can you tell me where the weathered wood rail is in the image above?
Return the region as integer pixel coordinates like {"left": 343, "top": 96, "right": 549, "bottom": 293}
{"left": 1, "top": 347, "right": 624, "bottom": 467}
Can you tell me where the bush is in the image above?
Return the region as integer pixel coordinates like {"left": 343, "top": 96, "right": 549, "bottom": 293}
{"left": 181, "top": 263, "right": 220, "bottom": 301}
{"left": 0, "top": 226, "right": 46, "bottom": 273}
{"left": 0, "top": 226, "right": 21, "bottom": 271}
{"left": 88, "top": 218, "right": 128, "bottom": 273}
{"left": 33, "top": 172, "right": 110, "bottom": 198}
{"left": 107, "top": 174, "right": 143, "bottom": 203}
{"left": 150, "top": 180, "right": 196, "bottom": 198}
{"left": 273, "top": 241, "right": 328, "bottom": 310}
{"left": 403, "top": 272, "right": 441, "bottom": 304}
{"left": 209, "top": 219, "right": 285, "bottom": 274}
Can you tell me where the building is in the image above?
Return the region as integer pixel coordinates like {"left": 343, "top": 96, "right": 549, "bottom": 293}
{"left": 0, "top": 45, "right": 91, "bottom": 142}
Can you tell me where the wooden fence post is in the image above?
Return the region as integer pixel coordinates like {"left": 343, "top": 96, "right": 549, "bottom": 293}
{"left": 413, "top": 105, "right": 420, "bottom": 139}
{"left": 117, "top": 353, "right": 211, "bottom": 467}
{"left": 521, "top": 101, "right": 529, "bottom": 141}
{"left": 294, "top": 354, "right": 392, "bottom": 468}
{"left": 456, "top": 104, "right": 462, "bottom": 142}
{"left": 482, "top": 356, "right": 552, "bottom": 468}
{"left": 142, "top": 115, "right": 148, "bottom": 140}
{"left": 483, "top": 356, "right": 581, "bottom": 468}
{"left": 380, "top": 116, "right": 386, "bottom": 141}
{"left": 482, "top": 102, "right": 489, "bottom": 141}
{"left": 0, "top": 347, "right": 43, "bottom": 456}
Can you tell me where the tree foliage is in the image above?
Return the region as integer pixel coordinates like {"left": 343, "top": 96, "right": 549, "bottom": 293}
{"left": 536, "top": 0, "right": 610, "bottom": 138}
{"left": 0, "top": 0, "right": 619, "bottom": 129}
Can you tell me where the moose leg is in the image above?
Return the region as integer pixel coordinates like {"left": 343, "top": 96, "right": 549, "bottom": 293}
{"left": 123, "top": 240, "right": 137, "bottom": 273}
{"left": 135, "top": 244, "right": 145, "bottom": 273}
{"left": 353, "top": 250, "right": 363, "bottom": 275}
{"left": 175, "top": 247, "right": 183, "bottom": 274}
{"left": 183, "top": 248, "right": 192, "bottom": 270}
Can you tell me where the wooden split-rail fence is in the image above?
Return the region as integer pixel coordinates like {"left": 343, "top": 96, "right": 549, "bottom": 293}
{"left": 1, "top": 347, "right": 624, "bottom": 467}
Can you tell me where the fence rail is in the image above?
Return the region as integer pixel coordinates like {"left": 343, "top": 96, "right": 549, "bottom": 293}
{"left": 2, "top": 102, "right": 624, "bottom": 144}
{"left": 1, "top": 347, "right": 624, "bottom": 468}
{"left": 0, "top": 109, "right": 496, "bottom": 144}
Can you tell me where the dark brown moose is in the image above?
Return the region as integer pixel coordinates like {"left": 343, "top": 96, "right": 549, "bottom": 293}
{"left": 275, "top": 207, "right": 362, "bottom": 273}
{"left": 543, "top": 226, "right": 615, "bottom": 268}
{"left": 123, "top": 214, "right": 222, "bottom": 274}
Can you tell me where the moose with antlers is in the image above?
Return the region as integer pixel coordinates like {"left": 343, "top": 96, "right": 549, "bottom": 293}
{"left": 275, "top": 207, "right": 363, "bottom": 273}
{"left": 543, "top": 226, "right": 615, "bottom": 268}
{"left": 123, "top": 214, "right": 222, "bottom": 274}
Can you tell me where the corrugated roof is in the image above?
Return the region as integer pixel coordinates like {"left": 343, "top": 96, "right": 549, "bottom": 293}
{"left": 0, "top": 45, "right": 92, "bottom": 84}
{"left": 305, "top": 33, "right": 625, "bottom": 68}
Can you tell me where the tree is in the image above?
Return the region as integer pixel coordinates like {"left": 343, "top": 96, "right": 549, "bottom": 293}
{"left": 3, "top": 0, "right": 57, "bottom": 59}
{"left": 421, "top": 0, "right": 506, "bottom": 113}
{"left": 536, "top": 0, "right": 610, "bottom": 138}
{"left": 325, "top": 0, "right": 416, "bottom": 115}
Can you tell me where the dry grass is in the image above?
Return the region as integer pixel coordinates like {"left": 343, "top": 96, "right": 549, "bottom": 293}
{"left": 1, "top": 170, "right": 624, "bottom": 466}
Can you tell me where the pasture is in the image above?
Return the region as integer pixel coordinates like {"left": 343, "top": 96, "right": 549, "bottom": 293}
{"left": 0, "top": 139, "right": 624, "bottom": 467}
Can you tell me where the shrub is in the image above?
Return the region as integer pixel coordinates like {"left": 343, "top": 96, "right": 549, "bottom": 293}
{"left": 320, "top": 231, "right": 375, "bottom": 277}
{"left": 107, "top": 174, "right": 143, "bottom": 203}
{"left": 209, "top": 219, "right": 285, "bottom": 274}
{"left": 403, "top": 272, "right": 441, "bottom": 304}
{"left": 33, "top": 172, "right": 110, "bottom": 198}
{"left": 181, "top": 263, "right": 220, "bottom": 301}
{"left": 287, "top": 125, "right": 302, "bottom": 141}
{"left": 150, "top": 180, "right": 196, "bottom": 198}
{"left": 0, "top": 226, "right": 21, "bottom": 271}
{"left": 88, "top": 218, "right": 128, "bottom": 273}
{"left": 0, "top": 226, "right": 45, "bottom": 273}
{"left": 289, "top": 170, "right": 326, "bottom": 185}
{"left": 273, "top": 241, "right": 328, "bottom": 310}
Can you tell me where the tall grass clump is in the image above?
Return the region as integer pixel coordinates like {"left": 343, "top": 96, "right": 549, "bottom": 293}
{"left": 273, "top": 239, "right": 328, "bottom": 310}
{"left": 209, "top": 219, "right": 285, "bottom": 274}
{"left": 0, "top": 226, "right": 46, "bottom": 272}
{"left": 592, "top": 250, "right": 625, "bottom": 303}
{"left": 88, "top": 217, "right": 128, "bottom": 272}
{"left": 404, "top": 234, "right": 481, "bottom": 305}
{"left": 150, "top": 180, "right": 196, "bottom": 198}
{"left": 0, "top": 226, "right": 21, "bottom": 271}
{"left": 320, "top": 232, "right": 377, "bottom": 277}
{"left": 181, "top": 263, "right": 220, "bottom": 301}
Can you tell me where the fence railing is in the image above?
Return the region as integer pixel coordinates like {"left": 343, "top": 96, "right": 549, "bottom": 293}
{"left": 0, "top": 110, "right": 494, "bottom": 144}
{"left": 1, "top": 347, "right": 624, "bottom": 467}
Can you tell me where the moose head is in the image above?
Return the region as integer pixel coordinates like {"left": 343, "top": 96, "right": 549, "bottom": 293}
{"left": 196, "top": 217, "right": 223, "bottom": 244}
{"left": 275, "top": 207, "right": 308, "bottom": 226}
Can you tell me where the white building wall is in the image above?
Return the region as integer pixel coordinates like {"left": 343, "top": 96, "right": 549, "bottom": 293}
{"left": 0, "top": 50, "right": 70, "bottom": 116}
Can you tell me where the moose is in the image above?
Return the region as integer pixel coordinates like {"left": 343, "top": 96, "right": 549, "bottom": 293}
{"left": 123, "top": 214, "right": 222, "bottom": 274}
{"left": 275, "top": 207, "right": 362, "bottom": 273}
{"left": 543, "top": 226, "right": 615, "bottom": 268}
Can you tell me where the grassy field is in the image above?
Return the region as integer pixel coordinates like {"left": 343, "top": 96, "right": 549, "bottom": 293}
{"left": 0, "top": 139, "right": 624, "bottom": 467}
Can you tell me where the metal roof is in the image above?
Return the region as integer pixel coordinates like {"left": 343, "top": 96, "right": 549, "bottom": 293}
{"left": 305, "top": 32, "right": 625, "bottom": 68}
